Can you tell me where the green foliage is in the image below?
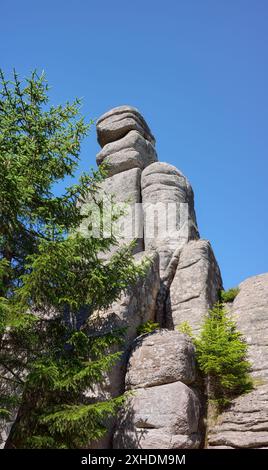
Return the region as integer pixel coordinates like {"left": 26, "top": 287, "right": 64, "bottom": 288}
{"left": 220, "top": 287, "right": 239, "bottom": 303}
{"left": 0, "top": 70, "right": 149, "bottom": 448}
{"left": 7, "top": 325, "right": 126, "bottom": 448}
{"left": 176, "top": 321, "right": 194, "bottom": 338}
{"left": 0, "top": 69, "right": 92, "bottom": 290}
{"left": 195, "top": 303, "right": 253, "bottom": 409}
{"left": 137, "top": 320, "right": 160, "bottom": 336}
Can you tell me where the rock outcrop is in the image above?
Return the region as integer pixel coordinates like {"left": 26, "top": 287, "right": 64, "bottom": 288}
{"left": 208, "top": 273, "right": 268, "bottom": 448}
{"left": 84, "top": 251, "right": 160, "bottom": 448}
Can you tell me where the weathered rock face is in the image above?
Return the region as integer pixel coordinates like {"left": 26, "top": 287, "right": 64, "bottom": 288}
{"left": 125, "top": 330, "right": 196, "bottom": 389}
{"left": 208, "top": 273, "right": 268, "bottom": 448}
{"left": 233, "top": 274, "right": 268, "bottom": 381}
{"left": 86, "top": 252, "right": 160, "bottom": 357}
{"left": 96, "top": 106, "right": 155, "bottom": 148}
{"left": 167, "top": 239, "right": 222, "bottom": 333}
{"left": 141, "top": 162, "right": 199, "bottom": 275}
{"left": 114, "top": 330, "right": 202, "bottom": 449}
{"left": 96, "top": 130, "right": 157, "bottom": 177}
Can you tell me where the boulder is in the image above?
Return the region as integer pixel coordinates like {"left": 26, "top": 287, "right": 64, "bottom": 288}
{"left": 96, "top": 106, "right": 155, "bottom": 148}
{"left": 125, "top": 330, "right": 196, "bottom": 389}
{"left": 96, "top": 130, "right": 157, "bottom": 177}
{"left": 114, "top": 381, "right": 201, "bottom": 449}
{"left": 114, "top": 328, "right": 202, "bottom": 449}
{"left": 167, "top": 239, "right": 222, "bottom": 333}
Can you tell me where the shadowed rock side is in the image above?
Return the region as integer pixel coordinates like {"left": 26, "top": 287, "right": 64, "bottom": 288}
{"left": 208, "top": 273, "right": 268, "bottom": 448}
{"left": 84, "top": 251, "right": 160, "bottom": 448}
{"left": 114, "top": 330, "right": 203, "bottom": 449}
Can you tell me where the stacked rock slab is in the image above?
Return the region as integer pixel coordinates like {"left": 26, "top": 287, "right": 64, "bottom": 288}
{"left": 94, "top": 106, "right": 158, "bottom": 254}
{"left": 114, "top": 330, "right": 202, "bottom": 449}
{"left": 96, "top": 106, "right": 155, "bottom": 148}
{"left": 208, "top": 273, "right": 268, "bottom": 448}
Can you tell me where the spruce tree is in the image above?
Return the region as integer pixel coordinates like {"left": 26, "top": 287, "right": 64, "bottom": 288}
{"left": 195, "top": 302, "right": 253, "bottom": 410}
{"left": 0, "top": 70, "right": 148, "bottom": 448}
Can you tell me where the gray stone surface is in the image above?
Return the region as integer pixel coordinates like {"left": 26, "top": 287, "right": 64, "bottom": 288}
{"left": 114, "top": 328, "right": 202, "bottom": 449}
{"left": 80, "top": 168, "right": 143, "bottom": 254}
{"left": 208, "top": 273, "right": 268, "bottom": 448}
{"left": 114, "top": 381, "right": 201, "bottom": 449}
{"left": 234, "top": 274, "right": 268, "bottom": 380}
{"left": 96, "top": 106, "right": 155, "bottom": 147}
{"left": 167, "top": 239, "right": 222, "bottom": 333}
{"left": 96, "top": 130, "right": 157, "bottom": 177}
{"left": 114, "top": 428, "right": 201, "bottom": 449}
{"left": 141, "top": 162, "right": 199, "bottom": 275}
{"left": 125, "top": 330, "right": 196, "bottom": 389}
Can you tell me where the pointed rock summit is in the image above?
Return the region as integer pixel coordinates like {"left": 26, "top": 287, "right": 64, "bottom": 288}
{"left": 96, "top": 105, "right": 155, "bottom": 147}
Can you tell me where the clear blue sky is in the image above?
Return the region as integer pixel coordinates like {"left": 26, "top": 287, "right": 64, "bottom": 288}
{"left": 1, "top": 0, "right": 267, "bottom": 288}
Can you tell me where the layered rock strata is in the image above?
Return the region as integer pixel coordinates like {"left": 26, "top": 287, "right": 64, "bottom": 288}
{"left": 96, "top": 105, "right": 155, "bottom": 148}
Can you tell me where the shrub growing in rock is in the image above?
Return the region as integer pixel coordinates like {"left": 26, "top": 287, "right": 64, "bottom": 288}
{"left": 136, "top": 320, "right": 159, "bottom": 336}
{"left": 195, "top": 302, "right": 253, "bottom": 409}
{"left": 220, "top": 287, "right": 239, "bottom": 303}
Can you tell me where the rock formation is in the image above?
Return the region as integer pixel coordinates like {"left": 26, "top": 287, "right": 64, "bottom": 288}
{"left": 89, "top": 105, "right": 219, "bottom": 449}
{"left": 91, "top": 105, "right": 268, "bottom": 450}
{"left": 1, "top": 105, "right": 267, "bottom": 450}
